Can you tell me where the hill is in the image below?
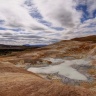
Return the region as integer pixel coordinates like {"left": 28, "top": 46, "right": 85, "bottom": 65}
{"left": 0, "top": 44, "right": 45, "bottom": 55}
{"left": 0, "top": 36, "right": 96, "bottom": 96}
{"left": 71, "top": 35, "right": 96, "bottom": 43}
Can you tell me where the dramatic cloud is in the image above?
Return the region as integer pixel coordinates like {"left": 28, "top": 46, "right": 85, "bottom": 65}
{"left": 33, "top": 0, "right": 81, "bottom": 28}
{"left": 0, "top": 0, "right": 48, "bottom": 31}
{"left": 0, "top": 0, "right": 96, "bottom": 45}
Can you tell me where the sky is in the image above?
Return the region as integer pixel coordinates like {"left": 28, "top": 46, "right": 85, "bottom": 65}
{"left": 0, "top": 0, "right": 96, "bottom": 45}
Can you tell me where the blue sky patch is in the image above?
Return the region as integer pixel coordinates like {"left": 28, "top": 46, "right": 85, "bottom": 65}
{"left": 76, "top": 4, "right": 96, "bottom": 23}
{"left": 76, "top": 5, "right": 89, "bottom": 22}
{"left": 0, "top": 27, "right": 7, "bottom": 30}
{"left": 0, "top": 20, "right": 5, "bottom": 25}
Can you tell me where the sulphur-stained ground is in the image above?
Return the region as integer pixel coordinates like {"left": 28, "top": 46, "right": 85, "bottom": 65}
{"left": 0, "top": 39, "right": 96, "bottom": 96}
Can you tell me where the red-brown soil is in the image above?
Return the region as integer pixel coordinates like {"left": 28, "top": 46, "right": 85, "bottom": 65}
{"left": 0, "top": 36, "right": 96, "bottom": 96}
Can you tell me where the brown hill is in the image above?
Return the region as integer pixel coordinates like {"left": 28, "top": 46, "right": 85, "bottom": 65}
{"left": 0, "top": 61, "right": 96, "bottom": 96}
{"left": 71, "top": 35, "right": 96, "bottom": 43}
{"left": 0, "top": 36, "right": 96, "bottom": 96}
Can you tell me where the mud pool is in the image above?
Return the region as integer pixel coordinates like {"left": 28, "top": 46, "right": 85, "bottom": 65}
{"left": 28, "top": 58, "right": 91, "bottom": 81}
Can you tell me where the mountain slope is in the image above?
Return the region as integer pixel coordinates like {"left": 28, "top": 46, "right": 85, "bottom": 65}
{"left": 71, "top": 35, "right": 96, "bottom": 43}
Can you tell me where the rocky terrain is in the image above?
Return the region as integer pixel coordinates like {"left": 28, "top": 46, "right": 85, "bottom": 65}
{"left": 0, "top": 35, "right": 96, "bottom": 96}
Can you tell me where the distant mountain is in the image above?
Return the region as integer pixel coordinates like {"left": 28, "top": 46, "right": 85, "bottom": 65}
{"left": 0, "top": 44, "right": 46, "bottom": 50}
{"left": 71, "top": 35, "right": 96, "bottom": 43}
{"left": 0, "top": 44, "right": 46, "bottom": 55}
{"left": 24, "top": 44, "right": 47, "bottom": 47}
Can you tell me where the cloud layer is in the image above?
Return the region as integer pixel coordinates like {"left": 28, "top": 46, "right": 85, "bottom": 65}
{"left": 0, "top": 0, "right": 96, "bottom": 45}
